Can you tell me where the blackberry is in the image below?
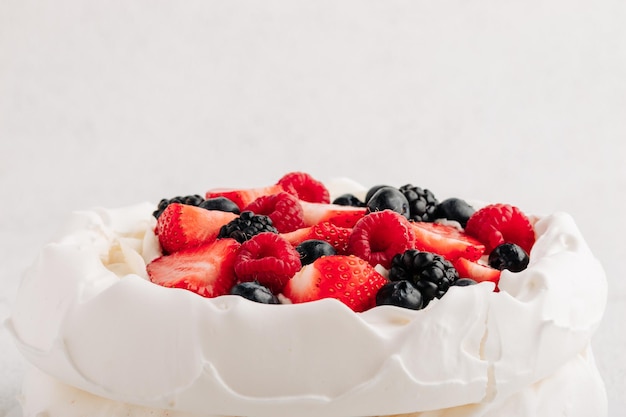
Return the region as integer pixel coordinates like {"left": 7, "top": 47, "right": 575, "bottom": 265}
{"left": 218, "top": 211, "right": 278, "bottom": 243}
{"left": 152, "top": 194, "right": 205, "bottom": 218}
{"left": 398, "top": 184, "right": 438, "bottom": 222}
{"left": 389, "top": 249, "right": 459, "bottom": 305}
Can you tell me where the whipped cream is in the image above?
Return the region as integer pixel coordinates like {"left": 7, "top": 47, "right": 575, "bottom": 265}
{"left": 7, "top": 180, "right": 608, "bottom": 416}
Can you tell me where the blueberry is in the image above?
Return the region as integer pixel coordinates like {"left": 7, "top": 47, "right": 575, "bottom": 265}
{"left": 332, "top": 193, "right": 365, "bottom": 207}
{"left": 230, "top": 281, "right": 280, "bottom": 304}
{"left": 454, "top": 278, "right": 478, "bottom": 286}
{"left": 366, "top": 187, "right": 410, "bottom": 218}
{"left": 376, "top": 280, "right": 424, "bottom": 310}
{"left": 434, "top": 198, "right": 475, "bottom": 228}
{"left": 199, "top": 197, "right": 241, "bottom": 214}
{"left": 365, "top": 185, "right": 392, "bottom": 203}
{"left": 488, "top": 243, "right": 529, "bottom": 272}
{"left": 296, "top": 239, "right": 336, "bottom": 266}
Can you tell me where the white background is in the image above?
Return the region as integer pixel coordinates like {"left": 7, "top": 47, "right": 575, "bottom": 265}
{"left": 0, "top": 1, "right": 624, "bottom": 416}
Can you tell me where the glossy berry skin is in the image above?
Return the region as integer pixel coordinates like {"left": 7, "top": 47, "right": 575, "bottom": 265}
{"left": 230, "top": 281, "right": 280, "bottom": 304}
{"left": 454, "top": 278, "right": 478, "bottom": 286}
{"left": 199, "top": 197, "right": 241, "bottom": 214}
{"left": 488, "top": 243, "right": 529, "bottom": 272}
{"left": 365, "top": 185, "right": 392, "bottom": 203}
{"left": 434, "top": 198, "right": 475, "bottom": 228}
{"left": 376, "top": 280, "right": 424, "bottom": 310}
{"left": 333, "top": 194, "right": 365, "bottom": 207}
{"left": 366, "top": 187, "right": 410, "bottom": 219}
{"left": 296, "top": 239, "right": 337, "bottom": 266}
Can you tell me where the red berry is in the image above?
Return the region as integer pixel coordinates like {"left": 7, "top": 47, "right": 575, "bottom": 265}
{"left": 156, "top": 203, "right": 238, "bottom": 253}
{"left": 300, "top": 201, "right": 367, "bottom": 228}
{"left": 347, "top": 210, "right": 415, "bottom": 269}
{"left": 465, "top": 204, "right": 535, "bottom": 254}
{"left": 283, "top": 255, "right": 388, "bottom": 312}
{"left": 453, "top": 257, "right": 501, "bottom": 291}
{"left": 234, "top": 232, "right": 302, "bottom": 293}
{"left": 282, "top": 222, "right": 353, "bottom": 254}
{"left": 277, "top": 172, "right": 330, "bottom": 204}
{"left": 147, "top": 238, "right": 241, "bottom": 297}
{"left": 411, "top": 222, "right": 485, "bottom": 262}
{"left": 205, "top": 184, "right": 284, "bottom": 211}
{"left": 243, "top": 192, "right": 305, "bottom": 233}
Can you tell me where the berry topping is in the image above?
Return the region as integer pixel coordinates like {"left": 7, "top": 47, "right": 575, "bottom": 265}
{"left": 206, "top": 184, "right": 284, "bottom": 211}
{"left": 243, "top": 192, "right": 305, "bottom": 233}
{"left": 218, "top": 211, "right": 279, "bottom": 243}
{"left": 410, "top": 221, "right": 485, "bottom": 262}
{"left": 283, "top": 255, "right": 388, "bottom": 312}
{"left": 277, "top": 171, "right": 330, "bottom": 204}
{"left": 433, "top": 198, "right": 475, "bottom": 228}
{"left": 347, "top": 210, "right": 415, "bottom": 269}
{"left": 398, "top": 184, "right": 439, "bottom": 222}
{"left": 465, "top": 203, "right": 536, "bottom": 254}
{"left": 454, "top": 278, "right": 478, "bottom": 286}
{"left": 300, "top": 201, "right": 367, "bottom": 228}
{"left": 198, "top": 197, "right": 241, "bottom": 214}
{"left": 147, "top": 238, "right": 241, "bottom": 298}
{"left": 153, "top": 194, "right": 205, "bottom": 219}
{"left": 296, "top": 239, "right": 337, "bottom": 265}
{"left": 389, "top": 250, "right": 459, "bottom": 305}
{"left": 376, "top": 280, "right": 424, "bottom": 310}
{"left": 365, "top": 185, "right": 392, "bottom": 203}
{"left": 282, "top": 222, "right": 353, "bottom": 254}
{"left": 488, "top": 243, "right": 530, "bottom": 272}
{"left": 332, "top": 193, "right": 366, "bottom": 207}
{"left": 366, "top": 187, "right": 410, "bottom": 219}
{"left": 230, "top": 281, "right": 280, "bottom": 304}
{"left": 156, "top": 203, "right": 238, "bottom": 253}
{"left": 234, "top": 232, "right": 302, "bottom": 293}
{"left": 453, "top": 257, "right": 501, "bottom": 289}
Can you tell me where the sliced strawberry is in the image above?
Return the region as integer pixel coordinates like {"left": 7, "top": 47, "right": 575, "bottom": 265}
{"left": 410, "top": 222, "right": 485, "bottom": 262}
{"left": 205, "top": 184, "right": 284, "bottom": 211}
{"left": 277, "top": 171, "right": 330, "bottom": 203}
{"left": 282, "top": 222, "right": 353, "bottom": 254}
{"left": 243, "top": 192, "right": 305, "bottom": 233}
{"left": 347, "top": 210, "right": 415, "bottom": 269}
{"left": 147, "top": 238, "right": 241, "bottom": 298}
{"left": 156, "top": 203, "right": 238, "bottom": 253}
{"left": 235, "top": 232, "right": 302, "bottom": 293}
{"left": 465, "top": 204, "right": 535, "bottom": 254}
{"left": 299, "top": 201, "right": 367, "bottom": 228}
{"left": 453, "top": 257, "right": 501, "bottom": 290}
{"left": 283, "top": 255, "right": 388, "bottom": 312}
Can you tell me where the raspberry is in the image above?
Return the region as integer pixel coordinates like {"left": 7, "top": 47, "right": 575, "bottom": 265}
{"left": 243, "top": 192, "right": 305, "bottom": 233}
{"left": 277, "top": 172, "right": 330, "bottom": 204}
{"left": 465, "top": 204, "right": 535, "bottom": 254}
{"left": 234, "top": 232, "right": 302, "bottom": 293}
{"left": 347, "top": 210, "right": 415, "bottom": 269}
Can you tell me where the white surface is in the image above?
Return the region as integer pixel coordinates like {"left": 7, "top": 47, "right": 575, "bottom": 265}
{"left": 0, "top": 1, "right": 624, "bottom": 416}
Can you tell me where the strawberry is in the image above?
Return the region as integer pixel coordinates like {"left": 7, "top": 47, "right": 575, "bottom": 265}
{"left": 283, "top": 255, "right": 388, "bottom": 312}
{"left": 243, "top": 192, "right": 305, "bottom": 233}
{"left": 281, "top": 222, "right": 353, "bottom": 254}
{"left": 410, "top": 222, "right": 485, "bottom": 262}
{"left": 234, "top": 232, "right": 302, "bottom": 293}
{"left": 277, "top": 171, "right": 330, "bottom": 203}
{"left": 147, "top": 238, "right": 241, "bottom": 298}
{"left": 300, "top": 201, "right": 367, "bottom": 228}
{"left": 465, "top": 204, "right": 535, "bottom": 254}
{"left": 453, "top": 257, "right": 501, "bottom": 290}
{"left": 156, "top": 203, "right": 238, "bottom": 253}
{"left": 347, "top": 210, "right": 415, "bottom": 269}
{"left": 205, "top": 184, "right": 284, "bottom": 211}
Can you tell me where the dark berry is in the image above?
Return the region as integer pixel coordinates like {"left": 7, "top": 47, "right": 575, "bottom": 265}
{"left": 389, "top": 249, "right": 459, "bottom": 305}
{"left": 198, "top": 197, "right": 241, "bottom": 214}
{"left": 366, "top": 187, "right": 410, "bottom": 219}
{"left": 376, "top": 280, "right": 424, "bottom": 310}
{"left": 365, "top": 185, "right": 392, "bottom": 203}
{"left": 454, "top": 278, "right": 478, "bottom": 286}
{"left": 488, "top": 243, "right": 529, "bottom": 272}
{"left": 296, "top": 239, "right": 337, "bottom": 266}
{"left": 152, "top": 194, "right": 205, "bottom": 218}
{"left": 332, "top": 193, "right": 365, "bottom": 207}
{"left": 230, "top": 281, "right": 280, "bottom": 304}
{"left": 398, "top": 184, "right": 439, "bottom": 222}
{"left": 217, "top": 211, "right": 278, "bottom": 243}
{"left": 434, "top": 198, "right": 475, "bottom": 228}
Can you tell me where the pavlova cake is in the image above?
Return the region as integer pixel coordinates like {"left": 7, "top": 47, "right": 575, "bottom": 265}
{"left": 8, "top": 172, "right": 607, "bottom": 417}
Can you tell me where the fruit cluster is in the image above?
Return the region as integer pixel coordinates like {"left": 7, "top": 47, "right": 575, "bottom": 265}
{"left": 146, "top": 172, "right": 535, "bottom": 312}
